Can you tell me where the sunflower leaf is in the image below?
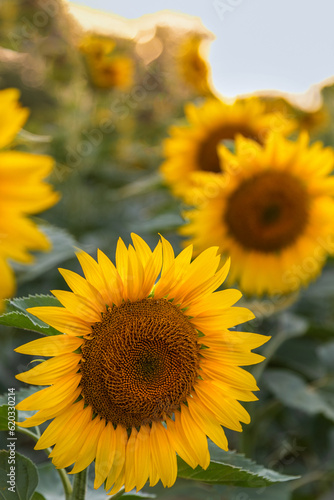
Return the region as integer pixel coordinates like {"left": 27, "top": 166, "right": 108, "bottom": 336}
{"left": 0, "top": 404, "right": 17, "bottom": 431}
{"left": 263, "top": 368, "right": 334, "bottom": 422}
{"left": 0, "top": 450, "right": 39, "bottom": 500}
{"left": 31, "top": 493, "right": 47, "bottom": 500}
{"left": 0, "top": 295, "right": 61, "bottom": 336}
{"left": 176, "top": 449, "right": 299, "bottom": 486}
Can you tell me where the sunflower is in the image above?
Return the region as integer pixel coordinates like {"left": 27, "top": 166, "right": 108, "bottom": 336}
{"left": 176, "top": 34, "right": 212, "bottom": 96}
{"left": 79, "top": 34, "right": 116, "bottom": 61}
{"left": 79, "top": 33, "right": 134, "bottom": 90}
{"left": 16, "top": 234, "right": 268, "bottom": 494}
{"left": 181, "top": 133, "right": 334, "bottom": 296}
{"left": 160, "top": 97, "right": 296, "bottom": 197}
{"left": 0, "top": 88, "right": 59, "bottom": 310}
{"left": 89, "top": 56, "right": 133, "bottom": 90}
{"left": 261, "top": 95, "right": 329, "bottom": 134}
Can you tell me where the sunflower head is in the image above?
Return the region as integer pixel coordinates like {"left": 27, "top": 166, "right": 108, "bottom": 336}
{"left": 16, "top": 234, "right": 268, "bottom": 494}
{"left": 181, "top": 133, "right": 334, "bottom": 296}
{"left": 0, "top": 88, "right": 59, "bottom": 310}
{"left": 176, "top": 34, "right": 212, "bottom": 95}
{"left": 79, "top": 34, "right": 116, "bottom": 61}
{"left": 89, "top": 55, "right": 134, "bottom": 90}
{"left": 160, "top": 97, "right": 296, "bottom": 197}
{"left": 79, "top": 33, "right": 134, "bottom": 90}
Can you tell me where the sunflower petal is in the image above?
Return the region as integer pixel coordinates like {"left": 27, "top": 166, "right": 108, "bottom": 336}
{"left": 94, "top": 422, "right": 116, "bottom": 489}
{"left": 14, "top": 335, "right": 84, "bottom": 356}
{"left": 150, "top": 421, "right": 177, "bottom": 487}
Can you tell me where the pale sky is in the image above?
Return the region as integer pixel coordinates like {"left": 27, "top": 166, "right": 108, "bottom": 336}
{"left": 69, "top": 0, "right": 334, "bottom": 98}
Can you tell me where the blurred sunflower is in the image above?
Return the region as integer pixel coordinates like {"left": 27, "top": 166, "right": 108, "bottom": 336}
{"left": 79, "top": 33, "right": 133, "bottom": 90}
{"left": 261, "top": 96, "right": 329, "bottom": 134}
{"left": 0, "top": 88, "right": 59, "bottom": 310}
{"left": 181, "top": 133, "right": 334, "bottom": 296}
{"left": 161, "top": 97, "right": 296, "bottom": 197}
{"left": 16, "top": 234, "right": 267, "bottom": 494}
{"left": 79, "top": 34, "right": 116, "bottom": 61}
{"left": 177, "top": 34, "right": 212, "bottom": 96}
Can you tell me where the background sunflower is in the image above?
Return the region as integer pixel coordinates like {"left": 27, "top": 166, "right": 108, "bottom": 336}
{"left": 160, "top": 97, "right": 296, "bottom": 197}
{"left": 180, "top": 133, "right": 334, "bottom": 296}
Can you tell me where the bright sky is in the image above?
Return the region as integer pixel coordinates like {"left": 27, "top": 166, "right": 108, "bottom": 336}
{"left": 69, "top": 0, "right": 334, "bottom": 98}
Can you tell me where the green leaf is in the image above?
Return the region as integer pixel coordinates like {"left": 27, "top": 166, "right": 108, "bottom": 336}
{"left": 0, "top": 450, "right": 39, "bottom": 500}
{"left": 176, "top": 448, "right": 299, "bottom": 487}
{"left": 214, "top": 482, "right": 292, "bottom": 500}
{"left": 0, "top": 405, "right": 16, "bottom": 432}
{"left": 0, "top": 295, "right": 61, "bottom": 336}
{"left": 264, "top": 368, "right": 334, "bottom": 422}
{"left": 31, "top": 494, "right": 46, "bottom": 500}
{"left": 317, "top": 340, "right": 334, "bottom": 374}
{"left": 14, "top": 224, "right": 77, "bottom": 285}
{"left": 274, "top": 338, "right": 326, "bottom": 379}
{"left": 122, "top": 495, "right": 156, "bottom": 499}
{"left": 35, "top": 463, "right": 64, "bottom": 500}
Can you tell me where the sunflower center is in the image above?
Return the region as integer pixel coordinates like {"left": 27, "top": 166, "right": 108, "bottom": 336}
{"left": 197, "top": 124, "right": 260, "bottom": 173}
{"left": 224, "top": 170, "right": 310, "bottom": 252}
{"left": 80, "top": 298, "right": 200, "bottom": 428}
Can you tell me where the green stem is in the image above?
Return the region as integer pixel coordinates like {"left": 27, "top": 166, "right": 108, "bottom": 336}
{"left": 108, "top": 488, "right": 125, "bottom": 499}
{"left": 71, "top": 468, "right": 88, "bottom": 500}
{"left": 16, "top": 426, "right": 73, "bottom": 500}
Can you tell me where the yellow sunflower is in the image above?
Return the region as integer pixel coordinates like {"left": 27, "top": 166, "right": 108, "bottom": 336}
{"left": 160, "top": 97, "right": 296, "bottom": 197}
{"left": 177, "top": 35, "right": 212, "bottom": 96}
{"left": 16, "top": 234, "right": 268, "bottom": 494}
{"left": 181, "top": 133, "right": 334, "bottom": 296}
{"left": 261, "top": 95, "right": 329, "bottom": 134}
{"left": 89, "top": 56, "right": 133, "bottom": 90}
{"left": 0, "top": 88, "right": 59, "bottom": 310}
{"left": 79, "top": 33, "right": 134, "bottom": 90}
{"left": 79, "top": 34, "right": 116, "bottom": 61}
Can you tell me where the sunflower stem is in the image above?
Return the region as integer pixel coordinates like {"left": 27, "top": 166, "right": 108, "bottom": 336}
{"left": 71, "top": 468, "right": 88, "bottom": 500}
{"left": 15, "top": 426, "right": 73, "bottom": 500}
{"left": 109, "top": 488, "right": 125, "bottom": 499}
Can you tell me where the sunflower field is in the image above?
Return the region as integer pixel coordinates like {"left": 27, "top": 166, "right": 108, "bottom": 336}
{"left": 0, "top": 1, "right": 334, "bottom": 500}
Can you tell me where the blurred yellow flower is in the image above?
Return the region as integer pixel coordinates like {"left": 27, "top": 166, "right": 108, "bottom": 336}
{"left": 89, "top": 56, "right": 133, "bottom": 90}
{"left": 16, "top": 234, "right": 267, "bottom": 494}
{"left": 80, "top": 33, "right": 134, "bottom": 90}
{"left": 161, "top": 97, "right": 296, "bottom": 197}
{"left": 79, "top": 34, "right": 115, "bottom": 61}
{"left": 261, "top": 96, "right": 329, "bottom": 134}
{"left": 177, "top": 35, "right": 212, "bottom": 95}
{"left": 0, "top": 89, "right": 59, "bottom": 310}
{"left": 181, "top": 133, "right": 334, "bottom": 296}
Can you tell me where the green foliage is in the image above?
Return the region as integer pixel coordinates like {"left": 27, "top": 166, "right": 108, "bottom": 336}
{"left": 0, "top": 451, "right": 39, "bottom": 500}
{"left": 264, "top": 369, "right": 334, "bottom": 422}
{"left": 14, "top": 225, "right": 77, "bottom": 286}
{"left": 177, "top": 449, "right": 298, "bottom": 487}
{"left": 0, "top": 405, "right": 16, "bottom": 432}
{"left": 0, "top": 295, "right": 61, "bottom": 336}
